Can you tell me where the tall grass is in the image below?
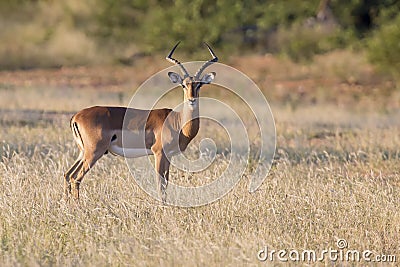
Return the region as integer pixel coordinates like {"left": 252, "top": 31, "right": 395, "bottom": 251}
{"left": 0, "top": 51, "right": 399, "bottom": 265}
{"left": 0, "top": 103, "right": 399, "bottom": 265}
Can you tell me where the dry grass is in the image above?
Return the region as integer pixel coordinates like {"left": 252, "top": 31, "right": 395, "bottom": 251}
{"left": 1, "top": 106, "right": 399, "bottom": 266}
{"left": 0, "top": 54, "right": 400, "bottom": 266}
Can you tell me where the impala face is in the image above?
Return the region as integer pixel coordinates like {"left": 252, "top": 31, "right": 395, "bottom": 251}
{"left": 168, "top": 72, "right": 216, "bottom": 108}
{"left": 166, "top": 41, "right": 217, "bottom": 110}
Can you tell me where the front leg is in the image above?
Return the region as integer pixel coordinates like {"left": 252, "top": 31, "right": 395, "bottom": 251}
{"left": 153, "top": 151, "right": 171, "bottom": 204}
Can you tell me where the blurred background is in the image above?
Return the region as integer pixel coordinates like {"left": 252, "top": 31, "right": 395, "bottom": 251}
{"left": 1, "top": 0, "right": 399, "bottom": 67}
{"left": 0, "top": 0, "right": 399, "bottom": 111}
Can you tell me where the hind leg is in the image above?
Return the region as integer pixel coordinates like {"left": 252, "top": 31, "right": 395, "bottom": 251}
{"left": 64, "top": 151, "right": 83, "bottom": 200}
{"left": 69, "top": 148, "right": 105, "bottom": 201}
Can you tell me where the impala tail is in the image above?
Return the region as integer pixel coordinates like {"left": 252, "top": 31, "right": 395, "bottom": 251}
{"left": 70, "top": 116, "right": 84, "bottom": 151}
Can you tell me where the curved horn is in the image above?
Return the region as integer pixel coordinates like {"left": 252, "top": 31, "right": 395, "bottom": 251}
{"left": 194, "top": 42, "right": 218, "bottom": 80}
{"left": 166, "top": 41, "right": 190, "bottom": 77}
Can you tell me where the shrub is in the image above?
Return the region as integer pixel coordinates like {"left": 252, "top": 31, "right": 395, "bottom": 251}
{"left": 272, "top": 23, "right": 342, "bottom": 62}
{"left": 367, "top": 13, "right": 400, "bottom": 80}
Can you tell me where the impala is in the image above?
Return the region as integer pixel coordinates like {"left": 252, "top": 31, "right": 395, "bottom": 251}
{"left": 64, "top": 42, "right": 218, "bottom": 203}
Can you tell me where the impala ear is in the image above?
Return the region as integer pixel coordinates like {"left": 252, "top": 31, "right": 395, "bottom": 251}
{"left": 168, "top": 72, "right": 183, "bottom": 84}
{"left": 201, "top": 72, "right": 216, "bottom": 84}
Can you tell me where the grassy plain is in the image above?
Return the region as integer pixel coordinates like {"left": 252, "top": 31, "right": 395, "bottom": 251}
{"left": 0, "top": 52, "right": 399, "bottom": 266}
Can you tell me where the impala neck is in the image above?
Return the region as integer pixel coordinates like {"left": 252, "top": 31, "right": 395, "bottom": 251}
{"left": 180, "top": 101, "right": 200, "bottom": 139}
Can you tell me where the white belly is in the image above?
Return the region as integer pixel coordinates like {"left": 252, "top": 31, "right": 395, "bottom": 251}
{"left": 109, "top": 145, "right": 153, "bottom": 158}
